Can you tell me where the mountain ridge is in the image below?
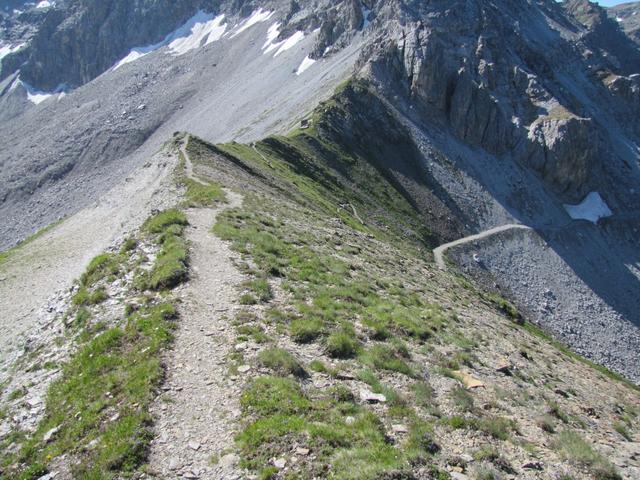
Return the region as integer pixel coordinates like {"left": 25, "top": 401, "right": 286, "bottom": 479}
{"left": 0, "top": 1, "right": 640, "bottom": 478}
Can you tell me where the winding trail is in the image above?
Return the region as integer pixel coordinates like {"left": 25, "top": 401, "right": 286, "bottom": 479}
{"left": 182, "top": 134, "right": 208, "bottom": 186}
{"left": 433, "top": 224, "right": 532, "bottom": 270}
{"left": 0, "top": 151, "right": 177, "bottom": 379}
{"left": 147, "top": 139, "right": 246, "bottom": 479}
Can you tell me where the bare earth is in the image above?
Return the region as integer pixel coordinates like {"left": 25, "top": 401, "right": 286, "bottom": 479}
{"left": 146, "top": 141, "right": 246, "bottom": 479}
{"left": 433, "top": 224, "right": 532, "bottom": 270}
{"left": 0, "top": 151, "right": 178, "bottom": 374}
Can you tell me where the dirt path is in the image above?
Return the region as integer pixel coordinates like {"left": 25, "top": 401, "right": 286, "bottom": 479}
{"left": 0, "top": 151, "right": 177, "bottom": 372}
{"left": 182, "top": 134, "right": 208, "bottom": 186}
{"left": 433, "top": 224, "right": 532, "bottom": 270}
{"left": 147, "top": 142, "right": 246, "bottom": 479}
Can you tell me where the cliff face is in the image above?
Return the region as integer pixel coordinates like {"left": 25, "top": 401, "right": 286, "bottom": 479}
{"left": 0, "top": 0, "right": 371, "bottom": 90}
{"left": 357, "top": 0, "right": 638, "bottom": 201}
{"left": 1, "top": 0, "right": 208, "bottom": 90}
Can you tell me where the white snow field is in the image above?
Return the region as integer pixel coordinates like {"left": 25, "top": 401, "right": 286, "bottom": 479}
{"left": 114, "top": 11, "right": 227, "bottom": 69}
{"left": 564, "top": 192, "right": 613, "bottom": 223}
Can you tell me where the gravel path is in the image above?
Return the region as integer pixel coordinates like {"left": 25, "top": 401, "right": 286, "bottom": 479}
{"left": 433, "top": 224, "right": 532, "bottom": 270}
{"left": 147, "top": 142, "right": 246, "bottom": 479}
{"left": 0, "top": 152, "right": 177, "bottom": 371}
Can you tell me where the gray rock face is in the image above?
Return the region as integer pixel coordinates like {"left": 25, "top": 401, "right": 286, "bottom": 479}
{"left": 0, "top": 0, "right": 369, "bottom": 91}
{"left": 364, "top": 0, "right": 639, "bottom": 200}
{"left": 564, "top": 0, "right": 640, "bottom": 74}
{"left": 310, "top": 0, "right": 364, "bottom": 58}
{"left": 1, "top": 0, "right": 207, "bottom": 90}
{"left": 525, "top": 115, "right": 600, "bottom": 196}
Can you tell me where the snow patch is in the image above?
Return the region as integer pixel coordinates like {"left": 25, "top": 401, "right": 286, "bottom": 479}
{"left": 9, "top": 75, "right": 64, "bottom": 104}
{"left": 262, "top": 23, "right": 281, "bottom": 50}
{"left": 563, "top": 192, "right": 612, "bottom": 224}
{"left": 35, "top": 1, "right": 54, "bottom": 9}
{"left": 263, "top": 28, "right": 305, "bottom": 57}
{"left": 273, "top": 31, "right": 304, "bottom": 56}
{"left": 114, "top": 47, "right": 157, "bottom": 70}
{"left": 296, "top": 55, "right": 316, "bottom": 75}
{"left": 113, "top": 11, "right": 226, "bottom": 69}
{"left": 0, "top": 43, "right": 25, "bottom": 61}
{"left": 263, "top": 26, "right": 302, "bottom": 55}
{"left": 168, "top": 12, "right": 226, "bottom": 56}
{"left": 230, "top": 8, "right": 273, "bottom": 38}
{"left": 21, "top": 79, "right": 54, "bottom": 104}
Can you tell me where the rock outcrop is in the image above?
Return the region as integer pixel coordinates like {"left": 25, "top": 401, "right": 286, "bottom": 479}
{"left": 1, "top": 0, "right": 207, "bottom": 90}
{"left": 362, "top": 0, "right": 639, "bottom": 200}
{"left": 525, "top": 113, "right": 600, "bottom": 195}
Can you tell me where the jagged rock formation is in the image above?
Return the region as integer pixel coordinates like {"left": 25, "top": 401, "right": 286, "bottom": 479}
{"left": 0, "top": 0, "right": 369, "bottom": 91}
{"left": 363, "top": 0, "right": 640, "bottom": 201}
{"left": 1, "top": 0, "right": 208, "bottom": 89}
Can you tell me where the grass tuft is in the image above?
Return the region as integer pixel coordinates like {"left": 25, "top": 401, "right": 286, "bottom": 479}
{"left": 326, "top": 331, "right": 359, "bottom": 359}
{"left": 258, "top": 348, "right": 307, "bottom": 378}
{"left": 554, "top": 430, "right": 620, "bottom": 479}
{"left": 290, "top": 317, "right": 324, "bottom": 343}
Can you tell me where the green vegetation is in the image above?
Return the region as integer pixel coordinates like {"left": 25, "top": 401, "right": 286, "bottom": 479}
{"left": 1, "top": 199, "right": 197, "bottom": 478}
{"left": 72, "top": 286, "right": 108, "bottom": 306}
{"left": 613, "top": 421, "right": 632, "bottom": 441}
{"left": 483, "top": 292, "right": 521, "bottom": 320}
{"left": 238, "top": 376, "right": 437, "bottom": 480}
{"left": 120, "top": 237, "right": 138, "bottom": 253}
{"left": 138, "top": 209, "right": 188, "bottom": 290}
{"left": 308, "top": 359, "right": 328, "bottom": 373}
{"left": 554, "top": 430, "right": 621, "bottom": 480}
{"left": 290, "top": 318, "right": 324, "bottom": 343}
{"left": 142, "top": 209, "right": 188, "bottom": 235}
{"left": 177, "top": 79, "right": 640, "bottom": 479}
{"left": 451, "top": 386, "right": 474, "bottom": 412}
{"left": 80, "top": 253, "right": 123, "bottom": 287}
{"left": 326, "top": 331, "right": 359, "bottom": 359}
{"left": 8, "top": 389, "right": 25, "bottom": 401}
{"left": 243, "top": 278, "right": 273, "bottom": 303}
{"left": 257, "top": 348, "right": 306, "bottom": 378}
{"left": 359, "top": 344, "right": 415, "bottom": 377}
{"left": 443, "top": 415, "right": 516, "bottom": 441}
{"left": 5, "top": 303, "right": 177, "bottom": 479}
{"left": 182, "top": 177, "right": 225, "bottom": 207}
{"left": 236, "top": 323, "right": 270, "bottom": 344}
{"left": 548, "top": 400, "right": 570, "bottom": 423}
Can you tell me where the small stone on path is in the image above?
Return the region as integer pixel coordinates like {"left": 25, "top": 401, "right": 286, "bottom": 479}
{"left": 219, "top": 453, "right": 239, "bottom": 468}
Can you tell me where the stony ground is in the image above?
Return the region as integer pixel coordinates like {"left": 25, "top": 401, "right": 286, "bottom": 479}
{"left": 1, "top": 133, "right": 639, "bottom": 480}
{"left": 0, "top": 150, "right": 178, "bottom": 451}
{"left": 0, "top": 150, "right": 178, "bottom": 371}
{"left": 146, "top": 196, "right": 247, "bottom": 480}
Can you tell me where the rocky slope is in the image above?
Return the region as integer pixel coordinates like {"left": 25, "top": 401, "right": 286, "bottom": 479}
{"left": 0, "top": 0, "right": 640, "bottom": 477}
{"left": 1, "top": 124, "right": 638, "bottom": 480}
{"left": 609, "top": 1, "right": 640, "bottom": 45}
